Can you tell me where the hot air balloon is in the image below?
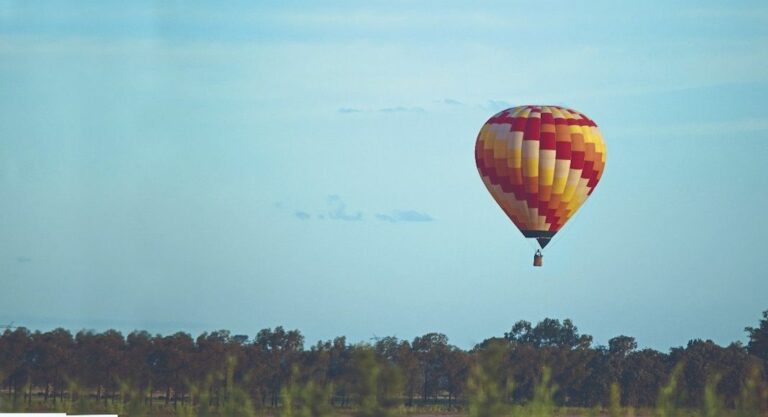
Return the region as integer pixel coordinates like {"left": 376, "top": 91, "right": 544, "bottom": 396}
{"left": 475, "top": 105, "right": 606, "bottom": 266}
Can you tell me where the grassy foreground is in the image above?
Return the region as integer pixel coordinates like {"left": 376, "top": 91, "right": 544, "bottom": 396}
{"left": 1, "top": 350, "right": 765, "bottom": 417}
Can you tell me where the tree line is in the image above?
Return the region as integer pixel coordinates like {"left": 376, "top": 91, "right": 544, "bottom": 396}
{"left": 1, "top": 310, "right": 767, "bottom": 413}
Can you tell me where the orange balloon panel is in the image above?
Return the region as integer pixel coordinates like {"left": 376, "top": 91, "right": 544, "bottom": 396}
{"left": 475, "top": 105, "right": 606, "bottom": 247}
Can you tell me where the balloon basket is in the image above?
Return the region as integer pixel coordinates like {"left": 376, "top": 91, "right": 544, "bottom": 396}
{"left": 533, "top": 250, "right": 543, "bottom": 267}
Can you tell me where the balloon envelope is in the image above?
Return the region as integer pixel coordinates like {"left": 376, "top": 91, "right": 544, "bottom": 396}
{"left": 475, "top": 105, "right": 606, "bottom": 248}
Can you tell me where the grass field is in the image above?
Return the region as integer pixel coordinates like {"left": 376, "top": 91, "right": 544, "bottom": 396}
{"left": 2, "top": 353, "right": 765, "bottom": 416}
{"left": 1, "top": 380, "right": 764, "bottom": 417}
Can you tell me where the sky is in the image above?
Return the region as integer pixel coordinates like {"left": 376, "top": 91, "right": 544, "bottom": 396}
{"left": 1, "top": 0, "right": 767, "bottom": 352}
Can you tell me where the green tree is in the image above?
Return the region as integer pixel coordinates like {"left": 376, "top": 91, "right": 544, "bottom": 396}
{"left": 608, "top": 383, "right": 621, "bottom": 417}
{"left": 255, "top": 327, "right": 304, "bottom": 407}
{"left": 0, "top": 327, "right": 32, "bottom": 401}
{"left": 28, "top": 328, "right": 73, "bottom": 405}
{"left": 394, "top": 340, "right": 419, "bottom": 407}
{"left": 444, "top": 347, "right": 469, "bottom": 408}
{"left": 745, "top": 309, "right": 768, "bottom": 365}
{"left": 353, "top": 347, "right": 396, "bottom": 417}
{"left": 622, "top": 349, "right": 669, "bottom": 407}
{"left": 411, "top": 332, "right": 450, "bottom": 404}
{"left": 467, "top": 341, "right": 510, "bottom": 417}
{"left": 528, "top": 367, "right": 557, "bottom": 417}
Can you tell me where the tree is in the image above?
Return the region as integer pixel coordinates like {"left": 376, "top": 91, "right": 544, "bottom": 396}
{"left": 745, "top": 309, "right": 768, "bottom": 364}
{"left": 607, "top": 335, "right": 637, "bottom": 406}
{"left": 609, "top": 336, "right": 637, "bottom": 358}
{"left": 443, "top": 347, "right": 469, "bottom": 408}
{"left": 505, "top": 318, "right": 592, "bottom": 349}
{"left": 411, "top": 333, "right": 450, "bottom": 404}
{"left": 503, "top": 319, "right": 595, "bottom": 406}
{"left": 125, "top": 330, "right": 153, "bottom": 392}
{"left": 1, "top": 312, "right": 767, "bottom": 414}
{"left": 147, "top": 332, "right": 194, "bottom": 406}
{"left": 0, "top": 327, "right": 32, "bottom": 399}
{"left": 74, "top": 329, "right": 126, "bottom": 405}
{"left": 253, "top": 327, "right": 304, "bottom": 407}
{"left": 670, "top": 339, "right": 751, "bottom": 407}
{"left": 352, "top": 347, "right": 397, "bottom": 417}
{"left": 621, "top": 348, "right": 669, "bottom": 407}
{"left": 467, "top": 341, "right": 509, "bottom": 417}
{"left": 394, "top": 340, "right": 419, "bottom": 407}
{"left": 326, "top": 336, "right": 353, "bottom": 407}
{"left": 28, "top": 329, "right": 73, "bottom": 404}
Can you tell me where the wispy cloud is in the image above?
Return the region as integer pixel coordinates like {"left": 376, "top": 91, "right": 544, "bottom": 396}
{"left": 375, "top": 210, "right": 434, "bottom": 223}
{"left": 484, "top": 99, "right": 513, "bottom": 111}
{"left": 294, "top": 211, "right": 311, "bottom": 220}
{"left": 327, "top": 195, "right": 362, "bottom": 221}
{"left": 277, "top": 196, "right": 363, "bottom": 221}
{"left": 338, "top": 107, "right": 362, "bottom": 113}
{"left": 282, "top": 197, "right": 434, "bottom": 224}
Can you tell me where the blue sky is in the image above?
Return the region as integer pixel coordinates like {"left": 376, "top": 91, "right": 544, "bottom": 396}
{"left": 1, "top": 1, "right": 767, "bottom": 351}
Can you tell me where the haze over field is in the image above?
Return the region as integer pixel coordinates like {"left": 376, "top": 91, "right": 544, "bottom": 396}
{"left": 1, "top": 1, "right": 767, "bottom": 350}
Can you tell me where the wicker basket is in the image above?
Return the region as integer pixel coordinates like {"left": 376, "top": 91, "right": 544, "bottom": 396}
{"left": 533, "top": 251, "right": 543, "bottom": 267}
